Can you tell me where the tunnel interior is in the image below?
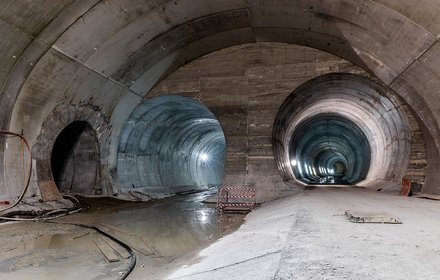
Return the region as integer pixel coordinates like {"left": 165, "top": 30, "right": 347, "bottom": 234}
{"left": 116, "top": 95, "right": 226, "bottom": 196}
{"left": 0, "top": 1, "right": 440, "bottom": 278}
{"left": 51, "top": 121, "right": 100, "bottom": 195}
{"left": 273, "top": 73, "right": 412, "bottom": 189}
{"left": 289, "top": 113, "right": 371, "bottom": 185}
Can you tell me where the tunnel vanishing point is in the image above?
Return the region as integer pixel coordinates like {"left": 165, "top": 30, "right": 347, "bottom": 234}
{"left": 0, "top": 0, "right": 439, "bottom": 205}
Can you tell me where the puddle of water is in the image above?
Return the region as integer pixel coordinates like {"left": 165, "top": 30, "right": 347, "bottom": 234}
{"left": 0, "top": 222, "right": 130, "bottom": 279}
{"left": 0, "top": 190, "right": 247, "bottom": 280}
{"left": 69, "top": 191, "right": 246, "bottom": 258}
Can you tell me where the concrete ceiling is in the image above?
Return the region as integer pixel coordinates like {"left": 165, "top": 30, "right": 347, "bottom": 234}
{"left": 1, "top": 0, "right": 440, "bottom": 200}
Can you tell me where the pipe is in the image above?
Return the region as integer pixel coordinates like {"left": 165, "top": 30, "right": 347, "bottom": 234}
{"left": 0, "top": 207, "right": 136, "bottom": 280}
{"left": 0, "top": 130, "right": 32, "bottom": 212}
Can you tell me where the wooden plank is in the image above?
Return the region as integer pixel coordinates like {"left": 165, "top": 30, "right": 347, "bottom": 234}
{"left": 97, "top": 226, "right": 153, "bottom": 256}
{"left": 73, "top": 232, "right": 90, "bottom": 240}
{"left": 222, "top": 206, "right": 252, "bottom": 213}
{"left": 101, "top": 236, "right": 131, "bottom": 259}
{"left": 118, "top": 235, "right": 153, "bottom": 256}
{"left": 95, "top": 237, "right": 119, "bottom": 262}
{"left": 141, "top": 236, "right": 161, "bottom": 257}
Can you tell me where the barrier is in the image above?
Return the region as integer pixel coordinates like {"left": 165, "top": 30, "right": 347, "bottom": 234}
{"left": 217, "top": 186, "right": 256, "bottom": 212}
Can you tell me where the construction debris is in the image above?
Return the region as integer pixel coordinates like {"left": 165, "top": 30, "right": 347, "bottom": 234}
{"left": 95, "top": 237, "right": 119, "bottom": 262}
{"left": 345, "top": 210, "right": 401, "bottom": 224}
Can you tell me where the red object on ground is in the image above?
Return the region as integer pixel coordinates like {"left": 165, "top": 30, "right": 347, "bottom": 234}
{"left": 400, "top": 178, "right": 411, "bottom": 196}
{"left": 0, "top": 200, "right": 11, "bottom": 205}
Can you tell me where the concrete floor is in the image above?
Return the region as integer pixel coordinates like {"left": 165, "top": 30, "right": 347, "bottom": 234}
{"left": 0, "top": 188, "right": 439, "bottom": 280}
{"left": 168, "top": 188, "right": 440, "bottom": 280}
{"left": 0, "top": 191, "right": 244, "bottom": 280}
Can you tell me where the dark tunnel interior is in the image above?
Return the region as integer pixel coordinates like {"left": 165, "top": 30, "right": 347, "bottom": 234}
{"left": 51, "top": 121, "right": 100, "bottom": 195}
{"left": 289, "top": 114, "right": 371, "bottom": 185}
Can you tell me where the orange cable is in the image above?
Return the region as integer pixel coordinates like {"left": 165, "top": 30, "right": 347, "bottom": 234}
{"left": 0, "top": 130, "right": 32, "bottom": 212}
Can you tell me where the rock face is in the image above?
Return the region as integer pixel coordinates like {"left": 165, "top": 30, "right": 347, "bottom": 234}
{"left": 0, "top": 1, "right": 439, "bottom": 203}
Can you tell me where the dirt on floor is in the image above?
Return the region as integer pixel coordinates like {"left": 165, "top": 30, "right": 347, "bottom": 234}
{"left": 167, "top": 187, "right": 440, "bottom": 280}
{"left": 2, "top": 187, "right": 438, "bottom": 280}
{"left": 0, "top": 191, "right": 245, "bottom": 280}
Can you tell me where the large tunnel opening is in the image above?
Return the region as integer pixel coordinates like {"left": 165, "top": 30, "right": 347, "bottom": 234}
{"left": 289, "top": 114, "right": 371, "bottom": 185}
{"left": 273, "top": 73, "right": 412, "bottom": 189}
{"left": 51, "top": 121, "right": 100, "bottom": 195}
{"left": 116, "top": 95, "right": 226, "bottom": 197}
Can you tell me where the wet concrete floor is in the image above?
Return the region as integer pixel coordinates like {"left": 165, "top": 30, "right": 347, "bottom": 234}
{"left": 0, "top": 191, "right": 246, "bottom": 280}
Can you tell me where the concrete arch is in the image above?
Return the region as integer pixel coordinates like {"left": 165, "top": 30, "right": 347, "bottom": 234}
{"left": 28, "top": 104, "right": 113, "bottom": 200}
{"left": 115, "top": 95, "right": 226, "bottom": 197}
{"left": 0, "top": 1, "right": 439, "bottom": 200}
{"left": 273, "top": 73, "right": 412, "bottom": 190}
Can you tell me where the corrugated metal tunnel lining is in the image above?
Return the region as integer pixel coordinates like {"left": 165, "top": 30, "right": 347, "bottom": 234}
{"left": 116, "top": 95, "right": 226, "bottom": 197}
{"left": 289, "top": 114, "right": 371, "bottom": 185}
{"left": 273, "top": 73, "right": 412, "bottom": 189}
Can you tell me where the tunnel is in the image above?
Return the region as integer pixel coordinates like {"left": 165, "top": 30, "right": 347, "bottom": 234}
{"left": 0, "top": 0, "right": 436, "bottom": 202}
{"left": 1, "top": 1, "right": 440, "bottom": 279}
{"left": 116, "top": 95, "right": 226, "bottom": 197}
{"left": 273, "top": 74, "right": 412, "bottom": 189}
{"left": 51, "top": 121, "right": 100, "bottom": 195}
{"left": 289, "top": 113, "right": 371, "bottom": 185}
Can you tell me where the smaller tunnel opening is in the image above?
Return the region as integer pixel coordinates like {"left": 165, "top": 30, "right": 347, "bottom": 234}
{"left": 289, "top": 114, "right": 371, "bottom": 185}
{"left": 51, "top": 121, "right": 100, "bottom": 195}
{"left": 116, "top": 95, "right": 226, "bottom": 196}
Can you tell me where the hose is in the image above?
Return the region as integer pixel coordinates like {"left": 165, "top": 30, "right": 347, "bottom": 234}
{"left": 46, "top": 220, "right": 136, "bottom": 280}
{"left": 0, "top": 131, "right": 136, "bottom": 279}
{"left": 0, "top": 208, "right": 136, "bottom": 280}
{"left": 0, "top": 208, "right": 82, "bottom": 221}
{"left": 62, "top": 194, "right": 81, "bottom": 207}
{"left": 0, "top": 130, "right": 32, "bottom": 212}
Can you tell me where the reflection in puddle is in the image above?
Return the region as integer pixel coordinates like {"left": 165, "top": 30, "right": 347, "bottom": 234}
{"left": 0, "top": 191, "right": 247, "bottom": 280}
{"left": 72, "top": 190, "right": 246, "bottom": 258}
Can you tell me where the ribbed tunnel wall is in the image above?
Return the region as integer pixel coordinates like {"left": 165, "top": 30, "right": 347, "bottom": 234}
{"left": 0, "top": 1, "right": 439, "bottom": 202}
{"left": 289, "top": 114, "right": 371, "bottom": 185}
{"left": 273, "top": 74, "right": 411, "bottom": 189}
{"left": 116, "top": 95, "right": 226, "bottom": 197}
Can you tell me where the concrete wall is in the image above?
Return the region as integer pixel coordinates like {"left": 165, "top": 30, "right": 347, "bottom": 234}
{"left": 147, "top": 43, "right": 424, "bottom": 201}
{"left": 0, "top": 0, "right": 439, "bottom": 202}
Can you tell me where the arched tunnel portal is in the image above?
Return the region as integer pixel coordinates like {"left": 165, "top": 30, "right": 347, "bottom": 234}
{"left": 273, "top": 74, "right": 412, "bottom": 188}
{"left": 0, "top": 2, "right": 440, "bottom": 278}
{"left": 0, "top": 1, "right": 437, "bottom": 203}
{"left": 116, "top": 95, "right": 226, "bottom": 197}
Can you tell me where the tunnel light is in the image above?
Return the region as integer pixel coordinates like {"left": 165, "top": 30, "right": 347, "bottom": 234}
{"left": 290, "top": 159, "right": 297, "bottom": 166}
{"left": 199, "top": 209, "right": 209, "bottom": 223}
{"left": 200, "top": 153, "right": 209, "bottom": 162}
